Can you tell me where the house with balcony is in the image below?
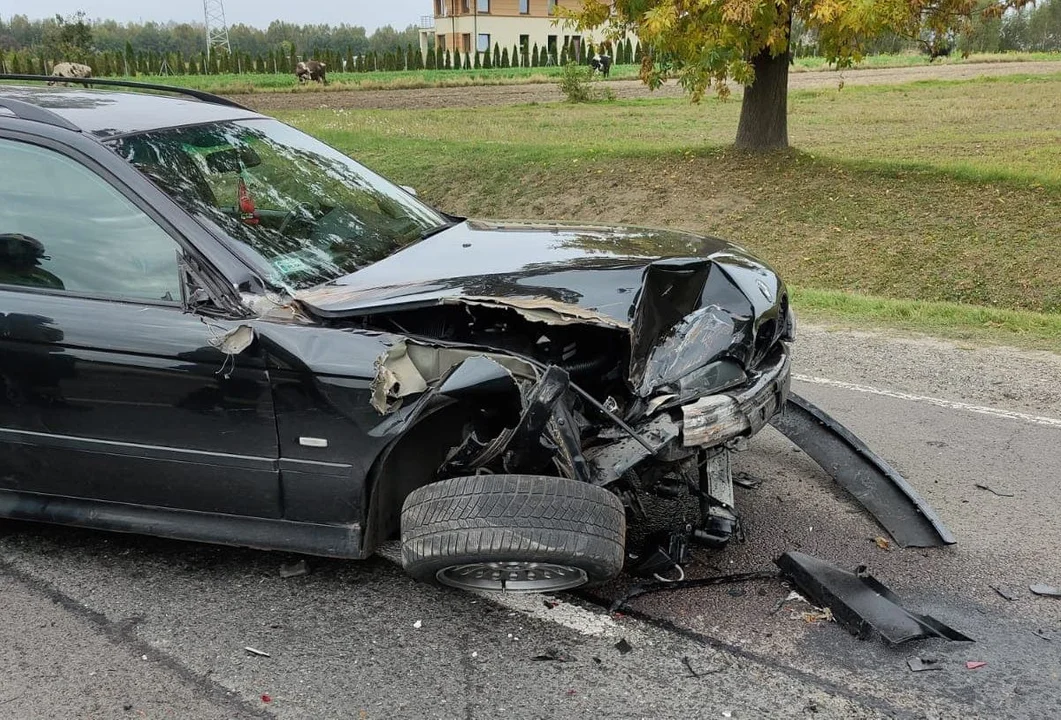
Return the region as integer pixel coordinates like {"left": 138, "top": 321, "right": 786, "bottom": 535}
{"left": 418, "top": 0, "right": 632, "bottom": 64}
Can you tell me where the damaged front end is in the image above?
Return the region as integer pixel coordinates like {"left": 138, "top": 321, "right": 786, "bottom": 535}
{"left": 303, "top": 229, "right": 796, "bottom": 578}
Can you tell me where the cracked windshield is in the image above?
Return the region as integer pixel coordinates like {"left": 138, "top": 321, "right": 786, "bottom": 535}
{"left": 111, "top": 119, "right": 448, "bottom": 290}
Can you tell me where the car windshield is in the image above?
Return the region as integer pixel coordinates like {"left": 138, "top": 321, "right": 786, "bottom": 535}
{"left": 110, "top": 119, "right": 448, "bottom": 290}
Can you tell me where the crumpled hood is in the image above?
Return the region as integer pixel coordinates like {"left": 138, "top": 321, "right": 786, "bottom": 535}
{"left": 295, "top": 220, "right": 788, "bottom": 396}
{"left": 295, "top": 220, "right": 783, "bottom": 329}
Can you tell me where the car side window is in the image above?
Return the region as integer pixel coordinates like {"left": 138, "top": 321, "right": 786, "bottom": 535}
{"left": 0, "top": 139, "right": 182, "bottom": 302}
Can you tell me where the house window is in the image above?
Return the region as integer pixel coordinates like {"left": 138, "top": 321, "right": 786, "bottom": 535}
{"left": 438, "top": 34, "right": 447, "bottom": 51}
{"left": 463, "top": 34, "right": 472, "bottom": 53}
{"left": 520, "top": 0, "right": 529, "bottom": 13}
{"left": 548, "top": 0, "right": 556, "bottom": 14}
{"left": 462, "top": 0, "right": 470, "bottom": 12}
{"left": 477, "top": 0, "right": 489, "bottom": 13}
{"left": 477, "top": 33, "right": 490, "bottom": 53}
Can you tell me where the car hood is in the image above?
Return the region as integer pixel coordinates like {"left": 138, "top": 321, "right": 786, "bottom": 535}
{"left": 295, "top": 220, "right": 784, "bottom": 329}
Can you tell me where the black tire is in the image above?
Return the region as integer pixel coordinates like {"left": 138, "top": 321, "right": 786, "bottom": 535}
{"left": 401, "top": 474, "right": 626, "bottom": 592}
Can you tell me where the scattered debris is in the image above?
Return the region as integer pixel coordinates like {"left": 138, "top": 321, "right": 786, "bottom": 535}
{"left": 244, "top": 647, "right": 271, "bottom": 658}
{"left": 797, "top": 608, "right": 834, "bottom": 625}
{"left": 965, "top": 661, "right": 987, "bottom": 670}
{"left": 278, "top": 560, "right": 309, "bottom": 579}
{"left": 907, "top": 657, "right": 942, "bottom": 672}
{"left": 592, "top": 656, "right": 602, "bottom": 664}
{"left": 733, "top": 472, "right": 765, "bottom": 490}
{"left": 1030, "top": 584, "right": 1061, "bottom": 598}
{"left": 532, "top": 647, "right": 574, "bottom": 662}
{"left": 260, "top": 694, "right": 273, "bottom": 704}
{"left": 775, "top": 552, "right": 974, "bottom": 645}
{"left": 614, "top": 638, "right": 633, "bottom": 655}
{"left": 975, "top": 483, "right": 1014, "bottom": 498}
{"left": 413, "top": 620, "right": 423, "bottom": 629}
{"left": 1032, "top": 629, "right": 1055, "bottom": 642}
{"left": 681, "top": 656, "right": 700, "bottom": 678}
{"left": 874, "top": 537, "right": 892, "bottom": 551}
{"left": 543, "top": 599, "right": 561, "bottom": 609}
{"left": 608, "top": 570, "right": 780, "bottom": 612}
{"left": 991, "top": 585, "right": 1020, "bottom": 601}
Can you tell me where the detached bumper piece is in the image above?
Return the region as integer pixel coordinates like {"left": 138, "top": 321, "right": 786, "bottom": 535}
{"left": 776, "top": 552, "right": 973, "bottom": 645}
{"left": 770, "top": 393, "right": 955, "bottom": 548}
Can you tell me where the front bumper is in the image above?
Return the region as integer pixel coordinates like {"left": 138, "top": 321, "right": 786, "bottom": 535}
{"left": 681, "top": 346, "right": 791, "bottom": 449}
{"left": 586, "top": 344, "right": 791, "bottom": 486}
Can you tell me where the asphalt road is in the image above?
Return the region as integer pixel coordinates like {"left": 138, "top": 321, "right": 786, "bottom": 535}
{"left": 2, "top": 324, "right": 1060, "bottom": 719}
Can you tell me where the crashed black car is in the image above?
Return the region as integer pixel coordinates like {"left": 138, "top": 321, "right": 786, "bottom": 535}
{"left": 0, "top": 78, "right": 952, "bottom": 593}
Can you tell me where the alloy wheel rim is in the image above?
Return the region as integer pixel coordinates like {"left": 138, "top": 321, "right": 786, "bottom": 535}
{"left": 436, "top": 561, "right": 588, "bottom": 592}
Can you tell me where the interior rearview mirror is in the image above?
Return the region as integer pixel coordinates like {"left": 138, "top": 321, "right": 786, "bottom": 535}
{"left": 204, "top": 146, "right": 262, "bottom": 174}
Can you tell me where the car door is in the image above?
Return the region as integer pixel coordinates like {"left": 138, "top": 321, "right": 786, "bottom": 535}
{"left": 0, "top": 135, "right": 281, "bottom": 518}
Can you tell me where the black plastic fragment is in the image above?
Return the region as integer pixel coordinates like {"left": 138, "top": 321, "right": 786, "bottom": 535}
{"left": 775, "top": 551, "right": 973, "bottom": 645}
{"left": 907, "top": 657, "right": 942, "bottom": 672}
{"left": 770, "top": 393, "right": 955, "bottom": 548}
{"left": 608, "top": 570, "right": 780, "bottom": 612}
{"left": 614, "top": 638, "right": 633, "bottom": 655}
{"left": 991, "top": 585, "right": 1020, "bottom": 601}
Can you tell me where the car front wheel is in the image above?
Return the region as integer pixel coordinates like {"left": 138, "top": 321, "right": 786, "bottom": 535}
{"left": 400, "top": 474, "right": 626, "bottom": 593}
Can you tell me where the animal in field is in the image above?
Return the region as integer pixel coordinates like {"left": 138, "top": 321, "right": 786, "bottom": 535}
{"left": 589, "top": 54, "right": 612, "bottom": 77}
{"left": 48, "top": 62, "right": 93, "bottom": 87}
{"left": 295, "top": 60, "right": 327, "bottom": 84}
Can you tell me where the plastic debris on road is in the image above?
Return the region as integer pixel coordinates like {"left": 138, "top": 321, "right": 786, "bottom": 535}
{"left": 279, "top": 559, "right": 309, "bottom": 578}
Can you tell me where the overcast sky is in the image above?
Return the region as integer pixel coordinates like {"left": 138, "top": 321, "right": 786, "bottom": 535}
{"left": 4, "top": 0, "right": 429, "bottom": 31}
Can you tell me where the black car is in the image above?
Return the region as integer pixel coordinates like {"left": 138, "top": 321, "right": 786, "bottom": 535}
{"left": 0, "top": 77, "right": 804, "bottom": 592}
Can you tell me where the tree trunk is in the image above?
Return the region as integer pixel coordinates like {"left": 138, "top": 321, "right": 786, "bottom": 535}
{"left": 734, "top": 48, "right": 790, "bottom": 151}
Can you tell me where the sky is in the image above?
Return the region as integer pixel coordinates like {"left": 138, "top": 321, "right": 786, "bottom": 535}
{"left": 3, "top": 0, "right": 429, "bottom": 31}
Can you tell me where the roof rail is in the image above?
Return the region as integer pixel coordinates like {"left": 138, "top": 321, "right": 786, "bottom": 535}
{"left": 0, "top": 96, "right": 82, "bottom": 132}
{"left": 0, "top": 74, "right": 252, "bottom": 111}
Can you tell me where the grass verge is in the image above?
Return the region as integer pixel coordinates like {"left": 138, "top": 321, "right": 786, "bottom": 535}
{"left": 276, "top": 73, "right": 1061, "bottom": 316}
{"left": 791, "top": 289, "right": 1061, "bottom": 351}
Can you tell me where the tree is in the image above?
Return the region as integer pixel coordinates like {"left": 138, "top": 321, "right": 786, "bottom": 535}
{"left": 493, "top": 42, "right": 501, "bottom": 68}
{"left": 44, "top": 11, "right": 93, "bottom": 63}
{"left": 566, "top": 0, "right": 1034, "bottom": 151}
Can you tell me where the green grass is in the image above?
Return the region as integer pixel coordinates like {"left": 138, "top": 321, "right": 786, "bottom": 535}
{"left": 273, "top": 74, "right": 1061, "bottom": 318}
{"left": 265, "top": 72, "right": 1061, "bottom": 348}
{"left": 791, "top": 288, "right": 1061, "bottom": 350}
{"left": 93, "top": 51, "right": 1061, "bottom": 94}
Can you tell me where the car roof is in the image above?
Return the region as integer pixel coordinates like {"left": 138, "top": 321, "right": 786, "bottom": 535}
{"left": 0, "top": 85, "right": 264, "bottom": 140}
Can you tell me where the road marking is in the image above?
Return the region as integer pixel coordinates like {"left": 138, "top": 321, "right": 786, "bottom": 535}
{"left": 473, "top": 590, "right": 621, "bottom": 638}
{"left": 792, "top": 374, "right": 1061, "bottom": 430}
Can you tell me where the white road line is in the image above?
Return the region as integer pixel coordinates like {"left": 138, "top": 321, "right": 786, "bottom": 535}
{"left": 792, "top": 374, "right": 1061, "bottom": 430}
{"left": 473, "top": 590, "right": 621, "bottom": 638}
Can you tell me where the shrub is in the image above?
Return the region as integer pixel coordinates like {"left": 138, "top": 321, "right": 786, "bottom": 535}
{"left": 557, "top": 61, "right": 614, "bottom": 103}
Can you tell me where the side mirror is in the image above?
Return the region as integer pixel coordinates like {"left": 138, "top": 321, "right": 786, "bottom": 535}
{"left": 0, "top": 233, "right": 48, "bottom": 267}
{"left": 400, "top": 185, "right": 418, "bottom": 197}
